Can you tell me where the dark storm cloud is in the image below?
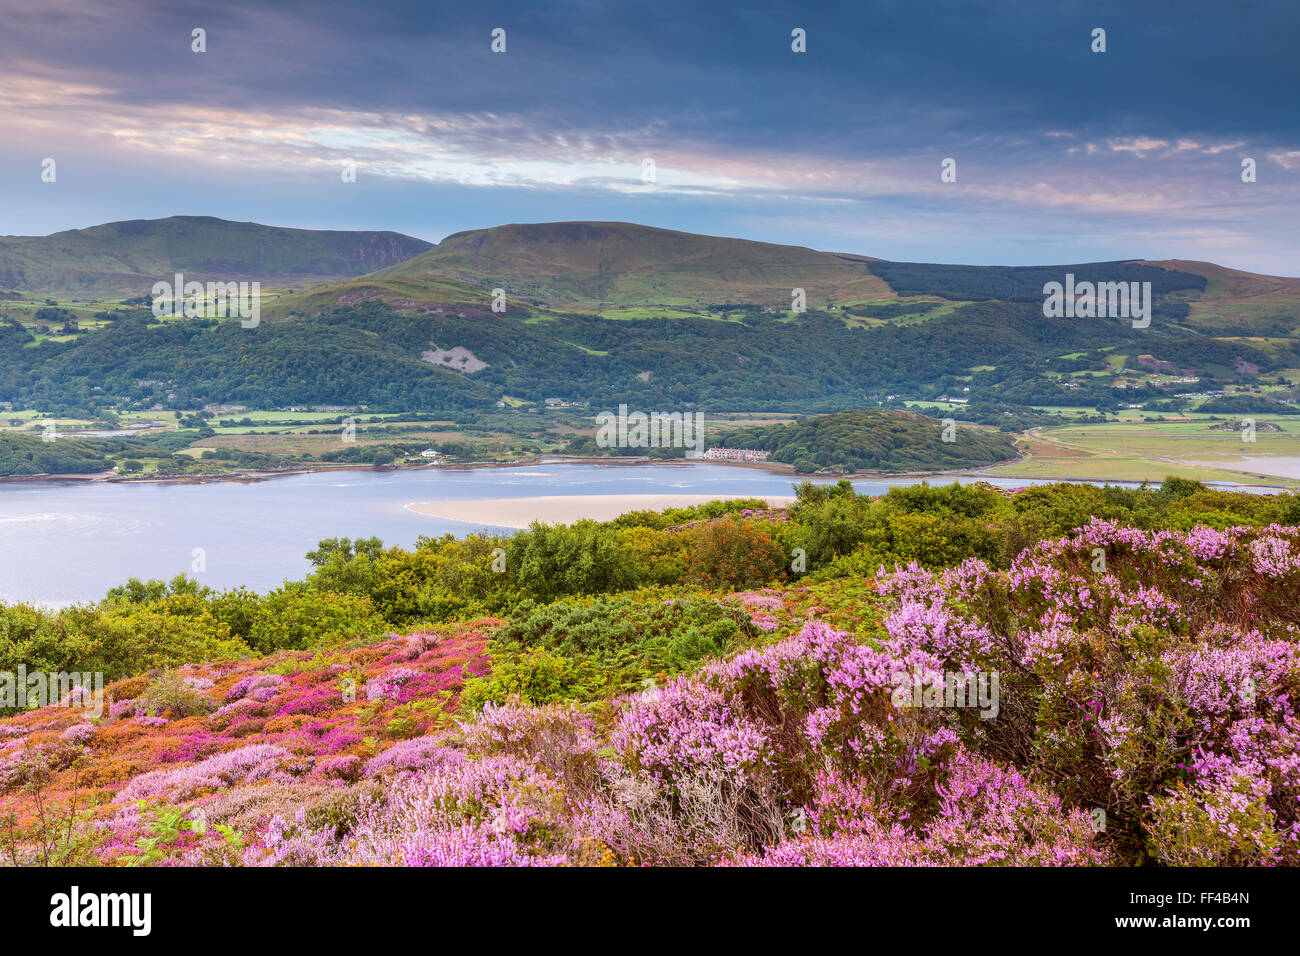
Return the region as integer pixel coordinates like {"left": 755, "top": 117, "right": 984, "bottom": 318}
{"left": 1, "top": 0, "right": 1296, "bottom": 271}
{"left": 5, "top": 0, "right": 1296, "bottom": 154}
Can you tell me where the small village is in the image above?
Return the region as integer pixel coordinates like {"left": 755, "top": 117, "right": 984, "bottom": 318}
{"left": 700, "top": 446, "right": 770, "bottom": 463}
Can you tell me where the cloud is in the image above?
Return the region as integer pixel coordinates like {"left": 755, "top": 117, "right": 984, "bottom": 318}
{"left": 0, "top": 0, "right": 1296, "bottom": 272}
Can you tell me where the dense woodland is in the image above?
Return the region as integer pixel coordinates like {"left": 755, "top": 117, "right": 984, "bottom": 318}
{"left": 3, "top": 289, "right": 1293, "bottom": 416}
{"left": 710, "top": 409, "right": 1019, "bottom": 472}
{"left": 0, "top": 432, "right": 119, "bottom": 475}
{"left": 867, "top": 260, "right": 1207, "bottom": 301}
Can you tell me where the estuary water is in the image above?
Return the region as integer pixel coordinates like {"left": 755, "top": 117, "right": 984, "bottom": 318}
{"left": 0, "top": 462, "right": 1273, "bottom": 606}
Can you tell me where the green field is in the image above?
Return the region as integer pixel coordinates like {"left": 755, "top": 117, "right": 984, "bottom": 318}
{"left": 986, "top": 418, "right": 1300, "bottom": 486}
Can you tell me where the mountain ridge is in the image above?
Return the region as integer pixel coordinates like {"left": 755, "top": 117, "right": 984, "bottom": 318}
{"left": 6, "top": 215, "right": 1300, "bottom": 313}
{"left": 0, "top": 216, "right": 434, "bottom": 299}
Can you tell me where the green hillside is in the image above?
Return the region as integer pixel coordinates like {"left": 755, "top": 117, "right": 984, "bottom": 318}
{"left": 370, "top": 220, "right": 894, "bottom": 309}
{"left": 712, "top": 409, "right": 1021, "bottom": 473}
{"left": 0, "top": 216, "right": 433, "bottom": 299}
{"left": 2, "top": 218, "right": 1298, "bottom": 422}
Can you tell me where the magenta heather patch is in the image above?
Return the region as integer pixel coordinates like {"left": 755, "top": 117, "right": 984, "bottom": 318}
{"left": 275, "top": 684, "right": 343, "bottom": 717}
{"left": 159, "top": 732, "right": 224, "bottom": 764}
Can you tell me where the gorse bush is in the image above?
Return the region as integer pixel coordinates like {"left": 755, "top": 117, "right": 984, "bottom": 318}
{"left": 462, "top": 593, "right": 759, "bottom": 708}
{"left": 685, "top": 519, "right": 786, "bottom": 591}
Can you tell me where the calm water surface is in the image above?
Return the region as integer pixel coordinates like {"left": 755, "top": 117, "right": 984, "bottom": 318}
{"left": 0, "top": 463, "right": 1272, "bottom": 605}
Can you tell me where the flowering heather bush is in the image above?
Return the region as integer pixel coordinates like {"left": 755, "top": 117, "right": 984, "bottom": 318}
{"left": 0, "top": 626, "right": 492, "bottom": 864}
{"left": 874, "top": 519, "right": 1300, "bottom": 864}
{"left": 465, "top": 700, "right": 601, "bottom": 785}
{"left": 258, "top": 754, "right": 567, "bottom": 866}
{"left": 581, "top": 619, "right": 968, "bottom": 862}
{"left": 158, "top": 732, "right": 222, "bottom": 764}
{"left": 365, "top": 668, "right": 430, "bottom": 703}
{"left": 728, "top": 755, "right": 1104, "bottom": 866}
{"left": 363, "top": 737, "right": 465, "bottom": 779}
{"left": 109, "top": 699, "right": 142, "bottom": 720}
{"left": 226, "top": 673, "right": 286, "bottom": 703}
{"left": 732, "top": 590, "right": 785, "bottom": 610}
{"left": 273, "top": 683, "right": 343, "bottom": 718}
{"left": 59, "top": 724, "right": 96, "bottom": 744}
{"left": 314, "top": 754, "right": 365, "bottom": 782}
{"left": 114, "top": 744, "right": 293, "bottom": 804}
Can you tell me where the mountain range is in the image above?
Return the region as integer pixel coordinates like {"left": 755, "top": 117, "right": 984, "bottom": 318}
{"left": 5, "top": 215, "right": 1300, "bottom": 324}
{"left": 2, "top": 216, "right": 1298, "bottom": 416}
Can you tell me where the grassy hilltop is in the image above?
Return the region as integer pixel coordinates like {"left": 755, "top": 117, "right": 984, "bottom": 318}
{"left": 0, "top": 216, "right": 432, "bottom": 299}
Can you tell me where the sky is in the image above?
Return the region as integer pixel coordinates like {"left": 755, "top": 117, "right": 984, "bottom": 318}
{"left": 1, "top": 0, "right": 1297, "bottom": 273}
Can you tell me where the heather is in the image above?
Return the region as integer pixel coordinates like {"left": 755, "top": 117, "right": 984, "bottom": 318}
{"left": 0, "top": 478, "right": 1298, "bottom": 866}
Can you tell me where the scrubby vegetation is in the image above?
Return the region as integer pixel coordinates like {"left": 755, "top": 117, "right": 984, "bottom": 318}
{"left": 2, "top": 478, "right": 1299, "bottom": 866}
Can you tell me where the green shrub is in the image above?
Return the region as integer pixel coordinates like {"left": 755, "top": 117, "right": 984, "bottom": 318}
{"left": 140, "top": 669, "right": 213, "bottom": 718}
{"left": 246, "top": 585, "right": 385, "bottom": 654}
{"left": 0, "top": 601, "right": 247, "bottom": 693}
{"left": 1148, "top": 778, "right": 1282, "bottom": 866}
{"left": 461, "top": 646, "right": 597, "bottom": 711}
{"left": 481, "top": 592, "right": 757, "bottom": 703}
{"left": 508, "top": 520, "right": 637, "bottom": 602}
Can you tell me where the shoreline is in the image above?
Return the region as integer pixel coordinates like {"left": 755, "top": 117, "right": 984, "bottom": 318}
{"left": 0, "top": 453, "right": 1291, "bottom": 492}
{"left": 406, "top": 493, "right": 799, "bottom": 528}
